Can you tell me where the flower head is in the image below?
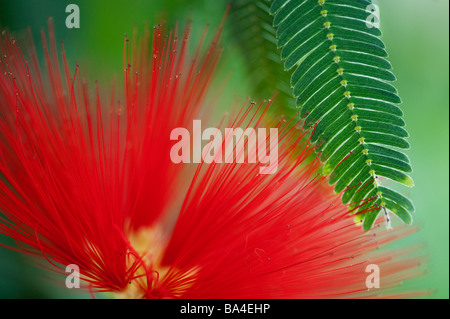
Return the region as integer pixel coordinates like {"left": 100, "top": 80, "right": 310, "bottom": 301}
{"left": 0, "top": 19, "right": 423, "bottom": 298}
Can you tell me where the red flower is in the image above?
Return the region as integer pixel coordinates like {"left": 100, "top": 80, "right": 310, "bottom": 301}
{"left": 0, "top": 19, "right": 423, "bottom": 298}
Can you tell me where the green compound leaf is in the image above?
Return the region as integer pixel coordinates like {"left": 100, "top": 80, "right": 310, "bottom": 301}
{"left": 269, "top": 0, "right": 414, "bottom": 230}
{"left": 229, "top": 0, "right": 295, "bottom": 109}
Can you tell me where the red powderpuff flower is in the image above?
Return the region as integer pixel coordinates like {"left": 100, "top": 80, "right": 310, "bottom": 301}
{"left": 0, "top": 19, "right": 423, "bottom": 298}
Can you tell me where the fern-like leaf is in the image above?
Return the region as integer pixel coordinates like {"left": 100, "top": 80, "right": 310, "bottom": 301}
{"left": 229, "top": 0, "right": 294, "bottom": 108}
{"left": 269, "top": 0, "right": 414, "bottom": 230}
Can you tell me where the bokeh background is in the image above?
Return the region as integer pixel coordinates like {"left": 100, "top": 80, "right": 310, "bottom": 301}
{"left": 0, "top": 0, "right": 448, "bottom": 298}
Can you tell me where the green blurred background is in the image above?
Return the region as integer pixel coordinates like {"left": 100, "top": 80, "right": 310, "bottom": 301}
{"left": 0, "top": 0, "right": 448, "bottom": 298}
